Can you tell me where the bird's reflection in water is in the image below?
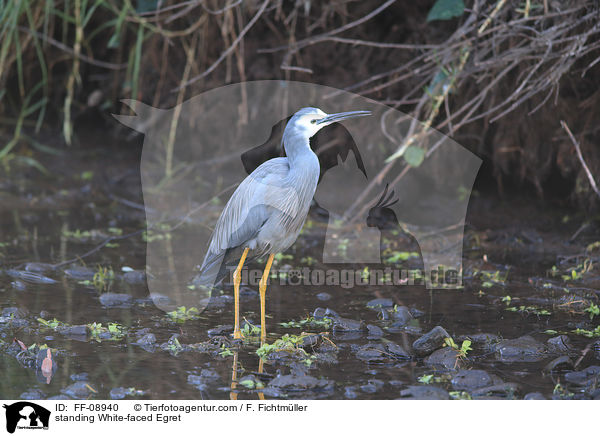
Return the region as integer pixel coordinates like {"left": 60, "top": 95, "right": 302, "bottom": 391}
{"left": 229, "top": 351, "right": 266, "bottom": 400}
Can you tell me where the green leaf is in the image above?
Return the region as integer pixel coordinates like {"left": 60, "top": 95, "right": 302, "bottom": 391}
{"left": 403, "top": 146, "right": 426, "bottom": 167}
{"left": 427, "top": 0, "right": 465, "bottom": 22}
{"left": 239, "top": 379, "right": 255, "bottom": 389}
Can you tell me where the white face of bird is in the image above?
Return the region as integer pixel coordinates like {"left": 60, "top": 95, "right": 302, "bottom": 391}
{"left": 291, "top": 107, "right": 372, "bottom": 139}
{"left": 293, "top": 108, "right": 328, "bottom": 138}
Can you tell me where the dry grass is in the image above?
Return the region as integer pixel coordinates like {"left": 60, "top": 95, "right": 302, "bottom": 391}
{"left": 1, "top": 0, "right": 599, "bottom": 206}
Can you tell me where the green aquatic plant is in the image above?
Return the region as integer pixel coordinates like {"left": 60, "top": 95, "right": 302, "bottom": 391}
{"left": 93, "top": 265, "right": 115, "bottom": 291}
{"left": 585, "top": 303, "right": 599, "bottom": 320}
{"left": 418, "top": 374, "right": 434, "bottom": 384}
{"left": 167, "top": 336, "right": 183, "bottom": 355}
{"left": 443, "top": 337, "right": 472, "bottom": 359}
{"left": 273, "top": 253, "right": 294, "bottom": 263}
{"left": 239, "top": 378, "right": 264, "bottom": 389}
{"left": 218, "top": 343, "right": 233, "bottom": 357}
{"left": 300, "top": 256, "right": 316, "bottom": 265}
{"left": 87, "top": 322, "right": 126, "bottom": 342}
{"left": 240, "top": 321, "right": 261, "bottom": 337}
{"left": 166, "top": 306, "right": 200, "bottom": 323}
{"left": 572, "top": 325, "right": 600, "bottom": 338}
{"left": 385, "top": 251, "right": 419, "bottom": 264}
{"left": 37, "top": 318, "right": 67, "bottom": 330}
{"left": 553, "top": 383, "right": 574, "bottom": 399}
{"left": 256, "top": 334, "right": 310, "bottom": 360}
{"left": 505, "top": 305, "right": 551, "bottom": 316}
{"left": 280, "top": 316, "right": 332, "bottom": 330}
{"left": 62, "top": 229, "right": 94, "bottom": 240}
{"left": 449, "top": 391, "right": 472, "bottom": 400}
{"left": 478, "top": 269, "right": 509, "bottom": 287}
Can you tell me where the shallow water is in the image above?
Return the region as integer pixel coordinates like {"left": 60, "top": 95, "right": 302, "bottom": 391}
{"left": 1, "top": 147, "right": 599, "bottom": 400}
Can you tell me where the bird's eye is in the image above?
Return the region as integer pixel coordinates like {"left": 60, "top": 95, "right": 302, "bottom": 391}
{"left": 310, "top": 119, "right": 317, "bottom": 124}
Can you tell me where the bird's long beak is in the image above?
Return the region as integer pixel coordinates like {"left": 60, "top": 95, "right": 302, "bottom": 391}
{"left": 316, "top": 110, "right": 371, "bottom": 125}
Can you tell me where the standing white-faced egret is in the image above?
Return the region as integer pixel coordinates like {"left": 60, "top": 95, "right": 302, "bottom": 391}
{"left": 199, "top": 107, "right": 371, "bottom": 342}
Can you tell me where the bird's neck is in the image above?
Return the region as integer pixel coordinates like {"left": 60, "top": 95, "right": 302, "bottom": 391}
{"left": 283, "top": 131, "right": 320, "bottom": 196}
{"left": 283, "top": 130, "right": 316, "bottom": 167}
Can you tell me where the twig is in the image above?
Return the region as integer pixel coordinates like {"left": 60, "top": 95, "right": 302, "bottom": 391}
{"left": 561, "top": 120, "right": 600, "bottom": 199}
{"left": 173, "top": 0, "right": 270, "bottom": 91}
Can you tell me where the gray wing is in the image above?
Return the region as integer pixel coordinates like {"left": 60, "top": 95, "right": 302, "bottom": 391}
{"left": 195, "top": 157, "right": 301, "bottom": 286}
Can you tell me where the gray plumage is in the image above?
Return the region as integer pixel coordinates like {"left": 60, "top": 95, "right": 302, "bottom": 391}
{"left": 195, "top": 107, "right": 370, "bottom": 288}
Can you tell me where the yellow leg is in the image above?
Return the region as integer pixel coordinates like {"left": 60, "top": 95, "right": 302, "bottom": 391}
{"left": 257, "top": 358, "right": 265, "bottom": 400}
{"left": 233, "top": 247, "right": 249, "bottom": 340}
{"left": 230, "top": 351, "right": 239, "bottom": 400}
{"left": 259, "top": 254, "right": 275, "bottom": 344}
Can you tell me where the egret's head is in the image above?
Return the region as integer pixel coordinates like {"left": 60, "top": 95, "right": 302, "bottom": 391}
{"left": 287, "top": 107, "right": 371, "bottom": 139}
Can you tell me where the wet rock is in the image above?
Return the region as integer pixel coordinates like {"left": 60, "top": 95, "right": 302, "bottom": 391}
{"left": 70, "top": 373, "right": 88, "bottom": 381}
{"left": 451, "top": 370, "right": 493, "bottom": 391}
{"left": 206, "top": 294, "right": 233, "bottom": 309}
{"left": 109, "top": 387, "right": 130, "bottom": 399}
{"left": 524, "top": 392, "right": 546, "bottom": 400}
{"left": 493, "top": 336, "right": 546, "bottom": 363}
{"left": 360, "top": 379, "right": 385, "bottom": 393}
{"left": 199, "top": 369, "right": 221, "bottom": 384}
{"left": 595, "top": 340, "right": 600, "bottom": 361}
{"left": 409, "top": 307, "right": 425, "bottom": 318}
{"left": 150, "top": 293, "right": 173, "bottom": 307}
{"left": 344, "top": 386, "right": 358, "bottom": 399}
{"left": 207, "top": 325, "right": 233, "bottom": 336}
{"left": 366, "top": 324, "right": 384, "bottom": 339}
{"left": 267, "top": 373, "right": 334, "bottom": 394}
{"left": 356, "top": 342, "right": 410, "bottom": 363}
{"left": 391, "top": 306, "right": 413, "bottom": 326}
{"left": 135, "top": 333, "right": 157, "bottom": 351}
{"left": 61, "top": 381, "right": 97, "bottom": 399}
{"left": 99, "top": 292, "right": 133, "bottom": 308}
{"left": 546, "top": 335, "right": 572, "bottom": 355}
{"left": 121, "top": 270, "right": 146, "bottom": 285}
{"left": 412, "top": 326, "right": 450, "bottom": 356}
{"left": 188, "top": 369, "right": 221, "bottom": 391}
{"left": 25, "top": 263, "right": 56, "bottom": 273}
{"left": 61, "top": 325, "right": 88, "bottom": 338}
{"left": 399, "top": 385, "right": 449, "bottom": 400}
{"left": 385, "top": 342, "right": 411, "bottom": 359}
{"left": 458, "top": 333, "right": 500, "bottom": 345}
{"left": 2, "top": 307, "right": 29, "bottom": 319}
{"left": 424, "top": 348, "right": 462, "bottom": 371}
{"left": 356, "top": 344, "right": 387, "bottom": 363}
{"left": 332, "top": 317, "right": 365, "bottom": 333}
{"left": 20, "top": 389, "right": 45, "bottom": 400}
{"left": 472, "top": 383, "right": 519, "bottom": 398}
{"left": 300, "top": 334, "right": 320, "bottom": 350}
{"left": 313, "top": 307, "right": 339, "bottom": 320}
{"left": 136, "top": 333, "right": 156, "bottom": 345}
{"left": 48, "top": 395, "right": 71, "bottom": 400}
{"left": 366, "top": 298, "right": 394, "bottom": 309}
{"left": 63, "top": 266, "right": 96, "bottom": 281}
{"left": 564, "top": 366, "right": 600, "bottom": 386}
{"left": 6, "top": 270, "right": 57, "bottom": 284}
{"left": 377, "top": 309, "right": 390, "bottom": 321}
{"left": 544, "top": 356, "right": 573, "bottom": 373}
{"left": 316, "top": 292, "right": 332, "bottom": 301}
